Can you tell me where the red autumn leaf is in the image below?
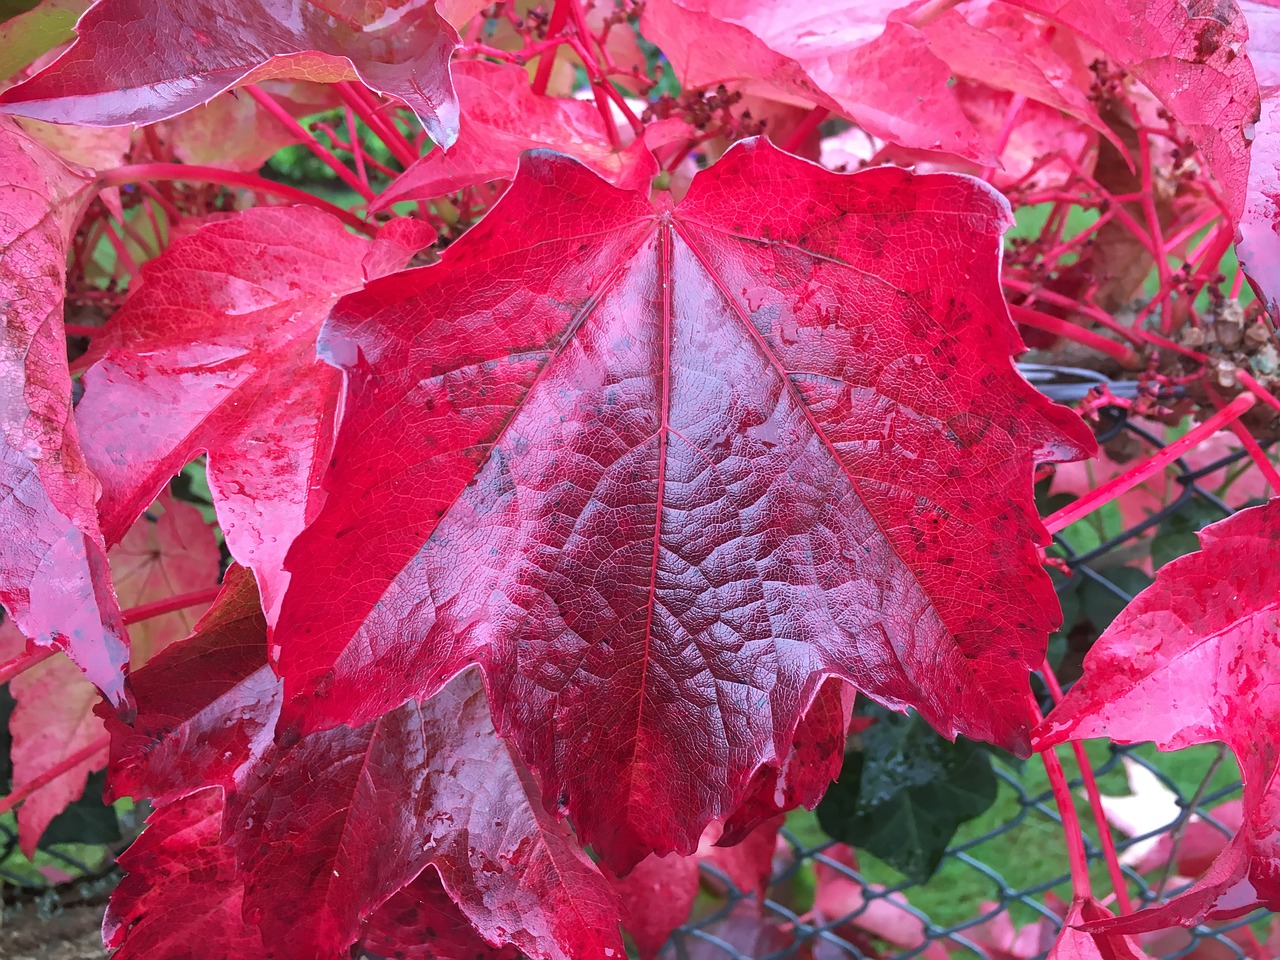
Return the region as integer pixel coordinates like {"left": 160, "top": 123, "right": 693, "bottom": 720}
{"left": 373, "top": 59, "right": 656, "bottom": 212}
{"left": 231, "top": 668, "right": 625, "bottom": 960}
{"left": 103, "top": 788, "right": 266, "bottom": 960}
{"left": 362, "top": 869, "right": 520, "bottom": 960}
{"left": 0, "top": 0, "right": 461, "bottom": 146}
{"left": 639, "top": 0, "right": 994, "bottom": 162}
{"left": 75, "top": 206, "right": 425, "bottom": 623}
{"left": 721, "top": 677, "right": 858, "bottom": 844}
{"left": 1237, "top": 0, "right": 1280, "bottom": 316}
{"left": 273, "top": 138, "right": 1093, "bottom": 871}
{"left": 105, "top": 571, "right": 623, "bottom": 960}
{"left": 1048, "top": 899, "right": 1151, "bottom": 960}
{"left": 607, "top": 816, "right": 782, "bottom": 959}
{"left": 1004, "top": 0, "right": 1258, "bottom": 221}
{"left": 0, "top": 117, "right": 130, "bottom": 706}
{"left": 98, "top": 564, "right": 277, "bottom": 806}
{"left": 1035, "top": 497, "right": 1280, "bottom": 928}
{"left": 2, "top": 492, "right": 219, "bottom": 854}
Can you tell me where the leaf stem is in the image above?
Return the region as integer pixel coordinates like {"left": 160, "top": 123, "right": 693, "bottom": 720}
{"left": 121, "top": 586, "right": 221, "bottom": 626}
{"left": 531, "top": 0, "right": 572, "bottom": 96}
{"left": 99, "top": 165, "right": 375, "bottom": 235}
{"left": 1043, "top": 391, "right": 1258, "bottom": 534}
{"left": 782, "top": 107, "right": 830, "bottom": 155}
{"left": 1008, "top": 304, "right": 1142, "bottom": 368}
{"left": 335, "top": 82, "right": 418, "bottom": 168}
{"left": 246, "top": 85, "right": 375, "bottom": 202}
{"left": 1041, "top": 661, "right": 1133, "bottom": 913}
{"left": 0, "top": 648, "right": 54, "bottom": 686}
{"left": 0, "top": 735, "right": 111, "bottom": 816}
{"left": 1030, "top": 692, "right": 1093, "bottom": 901}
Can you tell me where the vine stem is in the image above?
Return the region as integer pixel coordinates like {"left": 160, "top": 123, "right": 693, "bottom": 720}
{"left": 1044, "top": 391, "right": 1257, "bottom": 534}
{"left": 98, "top": 165, "right": 375, "bottom": 235}
{"left": 1205, "top": 384, "right": 1280, "bottom": 492}
{"left": 531, "top": 0, "right": 572, "bottom": 96}
{"left": 1030, "top": 692, "right": 1094, "bottom": 900}
{"left": 335, "top": 83, "right": 418, "bottom": 168}
{"left": 1041, "top": 661, "right": 1134, "bottom": 913}
{"left": 121, "top": 586, "right": 221, "bottom": 626}
{"left": 246, "top": 85, "right": 375, "bottom": 201}
{"left": 1154, "top": 745, "right": 1228, "bottom": 897}
{"left": 782, "top": 107, "right": 830, "bottom": 155}
{"left": 0, "top": 736, "right": 112, "bottom": 816}
{"left": 0, "top": 648, "right": 54, "bottom": 686}
{"left": 1008, "top": 304, "right": 1142, "bottom": 368}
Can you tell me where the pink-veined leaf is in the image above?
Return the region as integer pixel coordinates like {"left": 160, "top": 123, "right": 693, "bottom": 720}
{"left": 75, "top": 206, "right": 427, "bottom": 624}
{"left": 0, "top": 116, "right": 129, "bottom": 706}
{"left": 1004, "top": 0, "right": 1258, "bottom": 221}
{"left": 273, "top": 138, "right": 1094, "bottom": 871}
{"left": 372, "top": 59, "right": 655, "bottom": 212}
{"left": 0, "top": 0, "right": 461, "bottom": 146}
{"left": 1237, "top": 0, "right": 1280, "bottom": 316}
{"left": 103, "top": 788, "right": 266, "bottom": 960}
{"left": 1035, "top": 497, "right": 1280, "bottom": 928}
{"left": 639, "top": 0, "right": 995, "bottom": 162}
{"left": 2, "top": 492, "right": 219, "bottom": 854}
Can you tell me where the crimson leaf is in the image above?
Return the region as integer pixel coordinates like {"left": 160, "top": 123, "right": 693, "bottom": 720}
{"left": 75, "top": 206, "right": 426, "bottom": 623}
{"left": 0, "top": 117, "right": 130, "bottom": 707}
{"left": 1035, "top": 497, "right": 1280, "bottom": 928}
{"left": 273, "top": 138, "right": 1094, "bottom": 872}
{"left": 0, "top": 0, "right": 461, "bottom": 146}
{"left": 104, "top": 570, "right": 624, "bottom": 960}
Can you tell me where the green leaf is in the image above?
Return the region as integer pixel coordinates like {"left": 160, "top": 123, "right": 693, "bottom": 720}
{"left": 0, "top": 0, "right": 88, "bottom": 79}
{"left": 816, "top": 707, "right": 998, "bottom": 883}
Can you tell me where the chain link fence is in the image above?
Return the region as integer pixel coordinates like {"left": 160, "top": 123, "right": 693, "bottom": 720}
{"left": 0, "top": 389, "right": 1270, "bottom": 959}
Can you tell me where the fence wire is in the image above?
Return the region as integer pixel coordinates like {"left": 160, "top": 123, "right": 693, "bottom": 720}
{"left": 0, "top": 397, "right": 1269, "bottom": 960}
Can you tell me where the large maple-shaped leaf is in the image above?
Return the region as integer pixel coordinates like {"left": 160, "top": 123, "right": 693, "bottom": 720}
{"left": 274, "top": 138, "right": 1094, "bottom": 870}
{"left": 0, "top": 0, "right": 460, "bottom": 146}
{"left": 103, "top": 788, "right": 266, "bottom": 960}
{"left": 372, "top": 59, "right": 654, "bottom": 212}
{"left": 0, "top": 117, "right": 129, "bottom": 706}
{"left": 1237, "top": 0, "right": 1280, "bottom": 316}
{"left": 1036, "top": 497, "right": 1280, "bottom": 928}
{"left": 2, "top": 493, "right": 219, "bottom": 854}
{"left": 76, "top": 206, "right": 424, "bottom": 622}
{"left": 1004, "top": 0, "right": 1258, "bottom": 221}
{"left": 640, "top": 0, "right": 994, "bottom": 162}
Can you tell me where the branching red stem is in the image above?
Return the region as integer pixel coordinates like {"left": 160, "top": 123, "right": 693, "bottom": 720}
{"left": 1041, "top": 661, "right": 1133, "bottom": 913}
{"left": 1009, "top": 304, "right": 1142, "bottom": 368}
{"left": 1029, "top": 692, "right": 1093, "bottom": 900}
{"left": 1044, "top": 391, "right": 1258, "bottom": 534}
{"left": 99, "top": 165, "right": 374, "bottom": 235}
{"left": 246, "top": 85, "right": 375, "bottom": 201}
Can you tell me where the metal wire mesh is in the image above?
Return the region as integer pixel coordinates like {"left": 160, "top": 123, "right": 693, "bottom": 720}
{"left": 0, "top": 396, "right": 1270, "bottom": 960}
